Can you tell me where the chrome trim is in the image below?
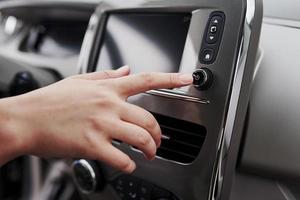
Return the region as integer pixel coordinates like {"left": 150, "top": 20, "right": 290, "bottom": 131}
{"left": 193, "top": 68, "right": 209, "bottom": 88}
{"left": 35, "top": 161, "right": 71, "bottom": 200}
{"left": 77, "top": 14, "right": 100, "bottom": 74}
{"left": 72, "top": 159, "right": 97, "bottom": 194}
{"left": 130, "top": 146, "right": 190, "bottom": 166}
{"left": 209, "top": 0, "right": 257, "bottom": 199}
{"left": 145, "top": 90, "right": 210, "bottom": 104}
{"left": 28, "top": 156, "right": 42, "bottom": 200}
{"left": 161, "top": 134, "right": 171, "bottom": 140}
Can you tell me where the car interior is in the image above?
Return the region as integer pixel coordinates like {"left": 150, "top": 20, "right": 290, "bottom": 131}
{"left": 0, "top": 0, "right": 299, "bottom": 200}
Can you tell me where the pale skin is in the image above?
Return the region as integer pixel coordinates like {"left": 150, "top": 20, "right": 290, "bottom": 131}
{"left": 0, "top": 66, "right": 193, "bottom": 173}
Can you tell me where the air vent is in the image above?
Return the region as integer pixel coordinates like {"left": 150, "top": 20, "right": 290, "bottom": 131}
{"left": 152, "top": 113, "right": 206, "bottom": 164}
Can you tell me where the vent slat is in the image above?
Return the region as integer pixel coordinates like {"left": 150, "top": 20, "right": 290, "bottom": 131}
{"left": 161, "top": 127, "right": 204, "bottom": 146}
{"left": 161, "top": 140, "right": 201, "bottom": 157}
{"left": 168, "top": 139, "right": 202, "bottom": 149}
{"left": 157, "top": 147, "right": 196, "bottom": 163}
{"left": 152, "top": 113, "right": 206, "bottom": 164}
{"left": 160, "top": 125, "right": 204, "bottom": 138}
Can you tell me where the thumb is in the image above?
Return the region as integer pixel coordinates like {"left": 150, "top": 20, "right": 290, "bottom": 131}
{"left": 73, "top": 65, "right": 130, "bottom": 80}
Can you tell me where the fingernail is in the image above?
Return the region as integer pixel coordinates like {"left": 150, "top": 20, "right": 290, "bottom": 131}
{"left": 179, "top": 74, "right": 193, "bottom": 84}
{"left": 126, "top": 161, "right": 136, "bottom": 173}
{"left": 148, "top": 155, "right": 156, "bottom": 161}
{"left": 117, "top": 65, "right": 130, "bottom": 72}
{"left": 147, "top": 150, "right": 157, "bottom": 161}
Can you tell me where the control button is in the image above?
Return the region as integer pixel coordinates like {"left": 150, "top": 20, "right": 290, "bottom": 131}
{"left": 139, "top": 182, "right": 153, "bottom": 200}
{"left": 200, "top": 49, "right": 214, "bottom": 63}
{"left": 72, "top": 159, "right": 105, "bottom": 194}
{"left": 210, "top": 25, "right": 217, "bottom": 33}
{"left": 125, "top": 176, "right": 140, "bottom": 199}
{"left": 206, "top": 33, "right": 218, "bottom": 44}
{"left": 111, "top": 175, "right": 179, "bottom": 200}
{"left": 199, "top": 12, "right": 225, "bottom": 64}
{"left": 193, "top": 68, "right": 213, "bottom": 90}
{"left": 114, "top": 177, "right": 126, "bottom": 193}
{"left": 211, "top": 16, "right": 223, "bottom": 25}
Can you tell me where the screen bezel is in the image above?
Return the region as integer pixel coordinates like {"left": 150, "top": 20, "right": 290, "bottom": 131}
{"left": 87, "top": 7, "right": 214, "bottom": 101}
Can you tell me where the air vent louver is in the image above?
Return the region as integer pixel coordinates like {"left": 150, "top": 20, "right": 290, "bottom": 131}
{"left": 152, "top": 113, "right": 206, "bottom": 164}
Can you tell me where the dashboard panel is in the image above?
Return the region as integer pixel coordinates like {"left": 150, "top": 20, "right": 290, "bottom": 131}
{"left": 74, "top": 0, "right": 262, "bottom": 200}
{"left": 0, "top": 0, "right": 264, "bottom": 200}
{"left": 5, "top": 0, "right": 300, "bottom": 200}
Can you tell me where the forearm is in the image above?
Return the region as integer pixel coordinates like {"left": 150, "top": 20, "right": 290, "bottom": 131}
{"left": 0, "top": 97, "right": 26, "bottom": 166}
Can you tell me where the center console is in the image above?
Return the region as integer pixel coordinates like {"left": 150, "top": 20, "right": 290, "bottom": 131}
{"left": 74, "top": 0, "right": 263, "bottom": 199}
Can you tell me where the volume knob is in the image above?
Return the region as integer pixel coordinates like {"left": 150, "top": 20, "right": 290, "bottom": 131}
{"left": 72, "top": 159, "right": 105, "bottom": 194}
{"left": 192, "top": 68, "right": 213, "bottom": 90}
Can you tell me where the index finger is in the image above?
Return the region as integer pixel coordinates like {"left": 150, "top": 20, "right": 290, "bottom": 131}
{"left": 114, "top": 72, "right": 193, "bottom": 97}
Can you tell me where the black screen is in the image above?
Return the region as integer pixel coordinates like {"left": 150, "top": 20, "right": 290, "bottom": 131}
{"left": 96, "top": 13, "right": 191, "bottom": 74}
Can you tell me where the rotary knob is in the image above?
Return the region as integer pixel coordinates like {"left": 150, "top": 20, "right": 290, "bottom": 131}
{"left": 72, "top": 159, "right": 105, "bottom": 194}
{"left": 192, "top": 68, "right": 213, "bottom": 90}
{"left": 9, "top": 71, "right": 39, "bottom": 96}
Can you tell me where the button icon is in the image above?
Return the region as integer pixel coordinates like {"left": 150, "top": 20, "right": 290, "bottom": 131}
{"left": 129, "top": 181, "right": 134, "bottom": 187}
{"left": 207, "top": 34, "right": 216, "bottom": 43}
{"left": 210, "top": 26, "right": 217, "bottom": 33}
{"left": 211, "top": 16, "right": 222, "bottom": 25}
{"left": 205, "top": 53, "right": 211, "bottom": 61}
{"left": 201, "top": 49, "right": 214, "bottom": 63}
{"left": 128, "top": 192, "right": 137, "bottom": 198}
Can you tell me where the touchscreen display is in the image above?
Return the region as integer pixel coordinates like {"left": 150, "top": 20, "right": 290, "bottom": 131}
{"left": 96, "top": 13, "right": 191, "bottom": 74}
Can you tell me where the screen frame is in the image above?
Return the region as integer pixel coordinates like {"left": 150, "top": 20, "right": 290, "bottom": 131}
{"left": 87, "top": 6, "right": 213, "bottom": 102}
{"left": 87, "top": 6, "right": 201, "bottom": 73}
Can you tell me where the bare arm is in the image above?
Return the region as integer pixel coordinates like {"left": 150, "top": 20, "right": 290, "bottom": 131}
{"left": 0, "top": 66, "right": 192, "bottom": 173}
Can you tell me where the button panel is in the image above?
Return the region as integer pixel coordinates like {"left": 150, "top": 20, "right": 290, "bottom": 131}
{"left": 112, "top": 175, "right": 179, "bottom": 200}
{"left": 199, "top": 12, "right": 225, "bottom": 64}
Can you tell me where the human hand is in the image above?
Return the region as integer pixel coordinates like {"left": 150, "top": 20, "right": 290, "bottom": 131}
{"left": 0, "top": 66, "right": 193, "bottom": 173}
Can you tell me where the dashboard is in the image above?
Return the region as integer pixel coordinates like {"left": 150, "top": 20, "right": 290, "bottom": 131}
{"left": 0, "top": 0, "right": 300, "bottom": 200}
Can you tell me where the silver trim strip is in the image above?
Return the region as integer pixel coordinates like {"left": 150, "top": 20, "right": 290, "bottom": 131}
{"left": 209, "top": 0, "right": 257, "bottom": 199}
{"left": 77, "top": 14, "right": 99, "bottom": 74}
{"left": 130, "top": 146, "right": 190, "bottom": 166}
{"left": 146, "top": 90, "right": 210, "bottom": 104}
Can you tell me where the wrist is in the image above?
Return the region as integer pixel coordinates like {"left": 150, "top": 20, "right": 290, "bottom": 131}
{"left": 0, "top": 97, "right": 31, "bottom": 165}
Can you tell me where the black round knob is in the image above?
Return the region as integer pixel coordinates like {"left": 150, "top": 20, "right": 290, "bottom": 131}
{"left": 9, "top": 71, "right": 39, "bottom": 96}
{"left": 192, "top": 68, "right": 213, "bottom": 90}
{"left": 72, "top": 159, "right": 105, "bottom": 194}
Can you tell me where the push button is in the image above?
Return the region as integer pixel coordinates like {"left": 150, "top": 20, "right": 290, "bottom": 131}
{"left": 210, "top": 25, "right": 217, "bottom": 33}
{"left": 111, "top": 175, "right": 179, "bottom": 200}
{"left": 125, "top": 176, "right": 140, "bottom": 199}
{"left": 200, "top": 11, "right": 225, "bottom": 64}
{"left": 211, "top": 16, "right": 223, "bottom": 25}
{"left": 200, "top": 49, "right": 214, "bottom": 63}
{"left": 139, "top": 182, "right": 153, "bottom": 200}
{"left": 206, "top": 33, "right": 217, "bottom": 44}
